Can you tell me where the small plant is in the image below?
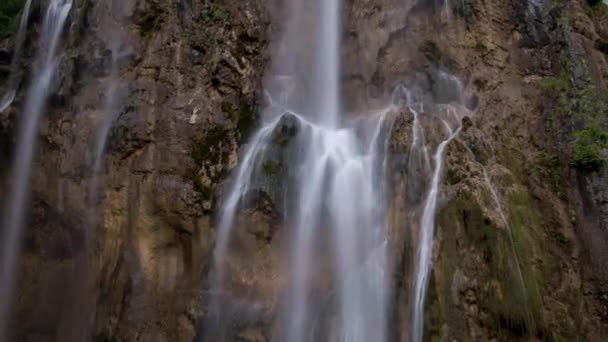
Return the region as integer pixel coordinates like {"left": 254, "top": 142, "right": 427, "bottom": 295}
{"left": 261, "top": 159, "right": 282, "bottom": 178}
{"left": 542, "top": 64, "right": 608, "bottom": 172}
{"left": 0, "top": 0, "right": 26, "bottom": 39}
{"left": 201, "top": 4, "right": 228, "bottom": 24}
{"left": 571, "top": 125, "right": 608, "bottom": 171}
{"left": 584, "top": 0, "right": 607, "bottom": 17}
{"left": 532, "top": 151, "right": 565, "bottom": 197}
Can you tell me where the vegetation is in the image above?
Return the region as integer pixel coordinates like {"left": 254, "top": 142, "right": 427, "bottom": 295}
{"left": 261, "top": 159, "right": 282, "bottom": 178}
{"left": 222, "top": 100, "right": 258, "bottom": 143}
{"left": 427, "top": 190, "right": 552, "bottom": 340}
{"left": 541, "top": 66, "right": 608, "bottom": 172}
{"left": 0, "top": 0, "right": 25, "bottom": 39}
{"left": 531, "top": 151, "right": 564, "bottom": 198}
{"left": 201, "top": 3, "right": 228, "bottom": 25}
{"left": 571, "top": 125, "right": 608, "bottom": 171}
{"left": 584, "top": 0, "right": 607, "bottom": 17}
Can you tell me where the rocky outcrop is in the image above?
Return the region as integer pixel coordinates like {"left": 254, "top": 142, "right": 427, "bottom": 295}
{"left": 2, "top": 0, "right": 270, "bottom": 340}
{"left": 0, "top": 0, "right": 607, "bottom": 341}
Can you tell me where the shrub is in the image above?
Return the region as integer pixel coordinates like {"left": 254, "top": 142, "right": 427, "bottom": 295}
{"left": 571, "top": 125, "right": 608, "bottom": 171}
{"left": 0, "top": 0, "right": 26, "bottom": 39}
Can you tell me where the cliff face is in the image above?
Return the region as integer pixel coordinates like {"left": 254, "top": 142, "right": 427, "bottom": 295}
{"left": 0, "top": 0, "right": 607, "bottom": 341}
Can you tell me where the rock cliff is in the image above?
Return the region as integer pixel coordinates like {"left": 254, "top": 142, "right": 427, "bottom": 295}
{"left": 0, "top": 0, "right": 607, "bottom": 341}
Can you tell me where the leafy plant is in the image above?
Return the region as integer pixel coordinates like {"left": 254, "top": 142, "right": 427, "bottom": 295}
{"left": 571, "top": 125, "right": 608, "bottom": 171}
{"left": 201, "top": 4, "right": 228, "bottom": 24}
{"left": 584, "top": 0, "right": 607, "bottom": 17}
{"left": 0, "top": 0, "right": 26, "bottom": 39}
{"left": 542, "top": 65, "right": 608, "bottom": 172}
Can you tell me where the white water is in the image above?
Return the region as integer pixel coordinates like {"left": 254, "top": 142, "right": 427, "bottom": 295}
{"left": 208, "top": 0, "right": 393, "bottom": 340}
{"left": 89, "top": 44, "right": 124, "bottom": 203}
{"left": 405, "top": 72, "right": 470, "bottom": 342}
{"left": 0, "top": 0, "right": 34, "bottom": 113}
{"left": 0, "top": 0, "right": 73, "bottom": 338}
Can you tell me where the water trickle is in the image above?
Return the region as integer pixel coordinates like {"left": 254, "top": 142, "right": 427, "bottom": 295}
{"left": 400, "top": 72, "right": 471, "bottom": 342}
{"left": 0, "top": 0, "right": 73, "bottom": 338}
{"left": 0, "top": 0, "right": 34, "bottom": 113}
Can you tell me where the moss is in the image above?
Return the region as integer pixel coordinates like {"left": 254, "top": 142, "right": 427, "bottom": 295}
{"left": 0, "top": 0, "right": 26, "bottom": 39}
{"left": 571, "top": 125, "right": 608, "bottom": 171}
{"left": 272, "top": 122, "right": 298, "bottom": 147}
{"left": 432, "top": 189, "right": 551, "bottom": 340}
{"left": 531, "top": 151, "right": 565, "bottom": 198}
{"left": 584, "top": 0, "right": 607, "bottom": 17}
{"left": 222, "top": 99, "right": 259, "bottom": 143}
{"left": 542, "top": 65, "right": 608, "bottom": 172}
{"left": 261, "top": 159, "right": 281, "bottom": 178}
{"left": 201, "top": 3, "right": 229, "bottom": 25}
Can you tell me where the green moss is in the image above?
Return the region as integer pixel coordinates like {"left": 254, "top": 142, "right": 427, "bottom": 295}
{"left": 584, "top": 0, "right": 607, "bottom": 17}
{"left": 201, "top": 3, "right": 228, "bottom": 24}
{"left": 540, "top": 71, "right": 571, "bottom": 93}
{"left": 222, "top": 99, "right": 259, "bottom": 143}
{"left": 532, "top": 151, "right": 565, "bottom": 198}
{"left": 272, "top": 122, "right": 298, "bottom": 147}
{"left": 542, "top": 65, "right": 608, "bottom": 172}
{"left": 0, "top": 0, "right": 26, "bottom": 39}
{"left": 432, "top": 189, "right": 551, "bottom": 339}
{"left": 261, "top": 159, "right": 282, "bottom": 178}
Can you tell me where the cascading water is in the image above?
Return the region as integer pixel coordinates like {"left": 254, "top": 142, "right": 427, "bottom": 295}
{"left": 207, "top": 0, "right": 393, "bottom": 340}
{"left": 0, "top": 0, "right": 33, "bottom": 113}
{"left": 400, "top": 72, "right": 471, "bottom": 342}
{"left": 0, "top": 0, "right": 73, "bottom": 338}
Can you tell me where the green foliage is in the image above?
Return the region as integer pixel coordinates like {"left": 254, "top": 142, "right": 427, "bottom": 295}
{"left": 532, "top": 151, "right": 564, "bottom": 198}
{"left": 430, "top": 191, "right": 549, "bottom": 340}
{"left": 201, "top": 3, "right": 228, "bottom": 24}
{"left": 542, "top": 66, "right": 608, "bottom": 172}
{"left": 571, "top": 125, "right": 608, "bottom": 171}
{"left": 584, "top": 0, "right": 607, "bottom": 17}
{"left": 261, "top": 159, "right": 282, "bottom": 178}
{"left": 540, "top": 71, "right": 570, "bottom": 93}
{"left": 0, "top": 0, "right": 25, "bottom": 39}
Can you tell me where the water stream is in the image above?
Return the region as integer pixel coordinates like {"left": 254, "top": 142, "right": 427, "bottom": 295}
{"left": 0, "top": 0, "right": 73, "bottom": 338}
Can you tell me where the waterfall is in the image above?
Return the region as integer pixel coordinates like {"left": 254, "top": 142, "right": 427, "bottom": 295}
{"left": 402, "top": 72, "right": 470, "bottom": 342}
{"left": 0, "top": 0, "right": 73, "bottom": 338}
{"left": 410, "top": 109, "right": 462, "bottom": 342}
{"left": 207, "top": 0, "right": 393, "bottom": 340}
{"left": 0, "top": 0, "right": 34, "bottom": 113}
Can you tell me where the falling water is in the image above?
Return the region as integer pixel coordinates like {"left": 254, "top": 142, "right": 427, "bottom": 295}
{"left": 0, "top": 0, "right": 34, "bottom": 113}
{"left": 404, "top": 72, "right": 470, "bottom": 342}
{"left": 208, "top": 0, "right": 393, "bottom": 340}
{"left": 0, "top": 0, "right": 73, "bottom": 338}
{"left": 89, "top": 44, "right": 124, "bottom": 203}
